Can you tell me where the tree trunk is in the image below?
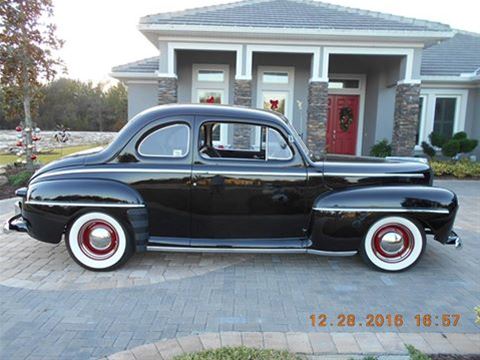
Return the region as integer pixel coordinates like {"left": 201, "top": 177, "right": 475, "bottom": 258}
{"left": 23, "top": 89, "right": 34, "bottom": 170}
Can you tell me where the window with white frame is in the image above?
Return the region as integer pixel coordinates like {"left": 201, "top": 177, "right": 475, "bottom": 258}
{"left": 256, "top": 66, "right": 294, "bottom": 119}
{"left": 433, "top": 97, "right": 457, "bottom": 139}
{"left": 416, "top": 90, "right": 467, "bottom": 147}
{"left": 192, "top": 64, "right": 230, "bottom": 145}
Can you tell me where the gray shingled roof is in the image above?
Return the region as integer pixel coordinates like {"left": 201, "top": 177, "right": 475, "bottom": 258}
{"left": 140, "top": 0, "right": 450, "bottom": 32}
{"left": 421, "top": 32, "right": 480, "bottom": 76}
{"left": 111, "top": 56, "right": 159, "bottom": 73}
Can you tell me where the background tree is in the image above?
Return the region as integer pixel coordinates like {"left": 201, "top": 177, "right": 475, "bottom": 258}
{"left": 0, "top": 0, "right": 63, "bottom": 169}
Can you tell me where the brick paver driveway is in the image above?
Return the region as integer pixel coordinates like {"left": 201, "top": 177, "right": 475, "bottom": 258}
{"left": 0, "top": 180, "right": 479, "bottom": 359}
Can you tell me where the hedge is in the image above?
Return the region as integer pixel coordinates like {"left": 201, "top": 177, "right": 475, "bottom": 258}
{"left": 430, "top": 160, "right": 480, "bottom": 178}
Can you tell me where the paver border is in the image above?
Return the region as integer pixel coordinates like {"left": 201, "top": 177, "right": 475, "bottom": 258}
{"left": 105, "top": 331, "right": 480, "bottom": 359}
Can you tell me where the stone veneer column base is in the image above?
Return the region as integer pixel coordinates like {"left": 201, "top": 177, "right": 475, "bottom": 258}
{"left": 306, "top": 81, "right": 328, "bottom": 158}
{"left": 233, "top": 80, "right": 253, "bottom": 148}
{"left": 158, "top": 77, "right": 178, "bottom": 105}
{"left": 391, "top": 83, "right": 421, "bottom": 156}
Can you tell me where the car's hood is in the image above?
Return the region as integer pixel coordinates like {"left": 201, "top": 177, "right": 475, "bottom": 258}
{"left": 317, "top": 154, "right": 433, "bottom": 185}
{"left": 30, "top": 151, "right": 106, "bottom": 182}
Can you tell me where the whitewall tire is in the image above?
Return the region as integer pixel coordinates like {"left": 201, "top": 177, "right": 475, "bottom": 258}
{"left": 66, "top": 212, "right": 132, "bottom": 271}
{"left": 360, "top": 216, "right": 426, "bottom": 272}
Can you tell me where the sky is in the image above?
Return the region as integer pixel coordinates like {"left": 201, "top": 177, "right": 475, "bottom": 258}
{"left": 51, "top": 0, "right": 480, "bottom": 83}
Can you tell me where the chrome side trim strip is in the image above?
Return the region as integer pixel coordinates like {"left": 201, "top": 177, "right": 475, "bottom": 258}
{"left": 322, "top": 172, "right": 425, "bottom": 178}
{"left": 35, "top": 168, "right": 191, "bottom": 180}
{"left": 146, "top": 245, "right": 357, "bottom": 256}
{"left": 26, "top": 200, "right": 145, "bottom": 208}
{"left": 313, "top": 207, "right": 449, "bottom": 214}
{"left": 192, "top": 170, "right": 305, "bottom": 177}
{"left": 36, "top": 168, "right": 307, "bottom": 180}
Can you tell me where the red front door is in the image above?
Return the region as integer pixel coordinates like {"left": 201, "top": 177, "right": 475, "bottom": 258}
{"left": 326, "top": 95, "right": 359, "bottom": 155}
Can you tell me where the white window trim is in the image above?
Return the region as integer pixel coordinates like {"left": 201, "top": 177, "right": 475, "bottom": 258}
{"left": 327, "top": 73, "right": 366, "bottom": 156}
{"left": 416, "top": 95, "right": 427, "bottom": 147}
{"left": 416, "top": 88, "right": 468, "bottom": 149}
{"left": 192, "top": 64, "right": 230, "bottom": 144}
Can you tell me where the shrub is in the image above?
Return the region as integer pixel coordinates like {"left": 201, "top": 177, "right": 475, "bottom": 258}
{"left": 452, "top": 131, "right": 467, "bottom": 140}
{"left": 441, "top": 139, "right": 461, "bottom": 158}
{"left": 421, "top": 141, "right": 436, "bottom": 158}
{"left": 459, "top": 138, "right": 478, "bottom": 153}
{"left": 429, "top": 132, "right": 447, "bottom": 148}
{"left": 430, "top": 159, "right": 480, "bottom": 178}
{"left": 370, "top": 139, "right": 392, "bottom": 158}
{"left": 7, "top": 170, "right": 34, "bottom": 187}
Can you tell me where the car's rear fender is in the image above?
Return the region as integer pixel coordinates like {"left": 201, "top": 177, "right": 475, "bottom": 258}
{"left": 308, "top": 185, "right": 458, "bottom": 251}
{"left": 20, "top": 179, "right": 149, "bottom": 250}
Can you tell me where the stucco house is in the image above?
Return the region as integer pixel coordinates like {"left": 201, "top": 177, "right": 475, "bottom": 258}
{"left": 110, "top": 0, "right": 480, "bottom": 157}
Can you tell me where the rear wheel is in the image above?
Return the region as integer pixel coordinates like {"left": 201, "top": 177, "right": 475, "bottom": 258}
{"left": 360, "top": 216, "right": 426, "bottom": 272}
{"left": 66, "top": 212, "right": 133, "bottom": 271}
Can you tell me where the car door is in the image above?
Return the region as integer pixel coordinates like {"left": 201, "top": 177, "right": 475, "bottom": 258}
{"left": 114, "top": 116, "right": 194, "bottom": 240}
{"left": 191, "top": 116, "right": 308, "bottom": 240}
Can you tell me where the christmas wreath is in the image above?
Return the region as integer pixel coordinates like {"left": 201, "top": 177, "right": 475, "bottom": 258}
{"left": 339, "top": 106, "right": 354, "bottom": 132}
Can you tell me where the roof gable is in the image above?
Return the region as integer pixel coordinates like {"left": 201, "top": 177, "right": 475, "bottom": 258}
{"left": 140, "top": 0, "right": 450, "bottom": 32}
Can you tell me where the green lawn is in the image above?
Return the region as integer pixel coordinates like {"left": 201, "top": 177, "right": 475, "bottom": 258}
{"left": 0, "top": 144, "right": 100, "bottom": 166}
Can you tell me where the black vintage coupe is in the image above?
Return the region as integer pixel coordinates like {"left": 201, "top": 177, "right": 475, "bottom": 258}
{"left": 5, "top": 105, "right": 461, "bottom": 271}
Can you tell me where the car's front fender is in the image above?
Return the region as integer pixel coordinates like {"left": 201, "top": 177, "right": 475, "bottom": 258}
{"left": 308, "top": 185, "right": 458, "bottom": 251}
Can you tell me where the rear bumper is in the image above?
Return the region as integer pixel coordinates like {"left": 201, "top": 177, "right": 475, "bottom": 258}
{"left": 445, "top": 230, "right": 462, "bottom": 249}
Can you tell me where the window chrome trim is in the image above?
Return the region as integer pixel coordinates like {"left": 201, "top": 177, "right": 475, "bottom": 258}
{"left": 313, "top": 207, "right": 449, "bottom": 214}
{"left": 137, "top": 123, "right": 190, "bottom": 158}
{"left": 26, "top": 200, "right": 145, "bottom": 208}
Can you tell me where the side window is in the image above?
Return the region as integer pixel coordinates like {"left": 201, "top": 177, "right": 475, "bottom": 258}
{"left": 267, "top": 128, "right": 293, "bottom": 160}
{"left": 199, "top": 121, "right": 293, "bottom": 162}
{"left": 138, "top": 124, "right": 190, "bottom": 158}
{"left": 199, "top": 122, "right": 265, "bottom": 160}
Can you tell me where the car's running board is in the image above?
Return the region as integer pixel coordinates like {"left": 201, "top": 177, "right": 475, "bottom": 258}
{"left": 145, "top": 245, "right": 357, "bottom": 256}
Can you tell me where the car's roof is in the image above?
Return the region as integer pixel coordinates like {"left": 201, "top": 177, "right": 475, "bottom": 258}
{"left": 132, "top": 103, "right": 288, "bottom": 127}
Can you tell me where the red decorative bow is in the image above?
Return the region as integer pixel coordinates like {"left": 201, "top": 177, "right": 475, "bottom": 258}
{"left": 269, "top": 99, "right": 279, "bottom": 110}
{"left": 206, "top": 96, "right": 215, "bottom": 104}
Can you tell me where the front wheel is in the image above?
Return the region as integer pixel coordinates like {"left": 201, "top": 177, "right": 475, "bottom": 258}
{"left": 66, "top": 212, "right": 133, "bottom": 271}
{"left": 360, "top": 216, "right": 426, "bottom": 272}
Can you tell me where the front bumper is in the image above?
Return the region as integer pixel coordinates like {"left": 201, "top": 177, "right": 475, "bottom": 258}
{"left": 3, "top": 201, "right": 28, "bottom": 234}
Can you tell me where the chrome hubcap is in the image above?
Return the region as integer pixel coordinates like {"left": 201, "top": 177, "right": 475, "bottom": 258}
{"left": 77, "top": 220, "right": 119, "bottom": 260}
{"left": 379, "top": 231, "right": 404, "bottom": 255}
{"left": 88, "top": 228, "right": 112, "bottom": 250}
{"left": 372, "top": 223, "right": 414, "bottom": 263}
